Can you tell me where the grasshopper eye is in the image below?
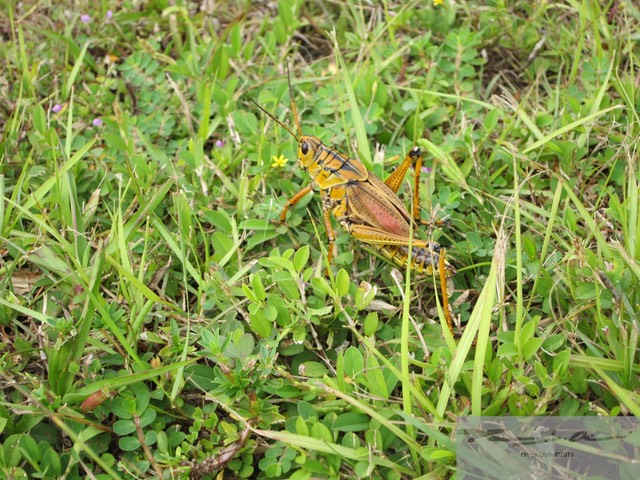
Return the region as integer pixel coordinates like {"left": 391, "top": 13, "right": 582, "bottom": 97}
{"left": 301, "top": 142, "right": 309, "bottom": 155}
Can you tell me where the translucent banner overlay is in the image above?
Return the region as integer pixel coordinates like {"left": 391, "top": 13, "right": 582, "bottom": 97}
{"left": 457, "top": 416, "right": 639, "bottom": 479}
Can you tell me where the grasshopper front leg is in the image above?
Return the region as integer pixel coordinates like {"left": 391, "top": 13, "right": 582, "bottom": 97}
{"left": 279, "top": 185, "right": 338, "bottom": 267}
{"left": 279, "top": 185, "right": 314, "bottom": 223}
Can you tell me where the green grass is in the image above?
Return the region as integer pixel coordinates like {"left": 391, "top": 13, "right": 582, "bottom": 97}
{"left": 1, "top": 1, "right": 639, "bottom": 479}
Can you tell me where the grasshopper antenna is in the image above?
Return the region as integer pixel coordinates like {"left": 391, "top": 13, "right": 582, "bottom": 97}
{"left": 246, "top": 96, "right": 300, "bottom": 141}
{"left": 286, "top": 64, "right": 303, "bottom": 137}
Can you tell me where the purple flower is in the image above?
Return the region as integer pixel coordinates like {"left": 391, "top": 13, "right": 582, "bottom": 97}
{"left": 80, "top": 14, "right": 91, "bottom": 24}
{"left": 421, "top": 166, "right": 432, "bottom": 174}
{"left": 52, "top": 104, "right": 62, "bottom": 113}
{"left": 106, "top": 10, "right": 113, "bottom": 19}
{"left": 215, "top": 139, "right": 225, "bottom": 148}
{"left": 92, "top": 118, "right": 103, "bottom": 127}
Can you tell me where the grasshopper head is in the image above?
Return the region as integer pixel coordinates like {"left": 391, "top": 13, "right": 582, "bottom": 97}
{"left": 298, "top": 135, "right": 322, "bottom": 169}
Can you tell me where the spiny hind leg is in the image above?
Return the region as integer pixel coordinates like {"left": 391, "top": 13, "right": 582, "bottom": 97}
{"left": 418, "top": 217, "right": 451, "bottom": 229}
{"left": 438, "top": 247, "right": 454, "bottom": 336}
{"left": 349, "top": 224, "right": 454, "bottom": 270}
{"left": 350, "top": 223, "right": 455, "bottom": 335}
{"left": 347, "top": 224, "right": 429, "bottom": 247}
{"left": 348, "top": 224, "right": 454, "bottom": 274}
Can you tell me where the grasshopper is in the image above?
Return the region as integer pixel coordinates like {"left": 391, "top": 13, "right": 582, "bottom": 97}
{"left": 249, "top": 69, "right": 456, "bottom": 332}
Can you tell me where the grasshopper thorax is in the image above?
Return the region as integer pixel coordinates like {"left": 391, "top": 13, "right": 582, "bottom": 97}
{"left": 298, "top": 135, "right": 322, "bottom": 169}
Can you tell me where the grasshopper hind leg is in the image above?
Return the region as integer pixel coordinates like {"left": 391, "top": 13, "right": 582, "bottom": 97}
{"left": 379, "top": 243, "right": 456, "bottom": 336}
{"left": 378, "top": 243, "right": 456, "bottom": 277}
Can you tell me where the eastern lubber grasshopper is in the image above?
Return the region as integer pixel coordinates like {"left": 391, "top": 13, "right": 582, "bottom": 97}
{"left": 249, "top": 68, "right": 457, "bottom": 332}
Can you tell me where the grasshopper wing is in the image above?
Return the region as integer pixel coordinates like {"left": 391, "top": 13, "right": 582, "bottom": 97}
{"left": 347, "top": 175, "right": 414, "bottom": 237}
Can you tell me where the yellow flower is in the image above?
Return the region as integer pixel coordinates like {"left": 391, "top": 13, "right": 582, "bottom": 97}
{"left": 433, "top": 0, "right": 444, "bottom": 5}
{"left": 271, "top": 154, "right": 288, "bottom": 168}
